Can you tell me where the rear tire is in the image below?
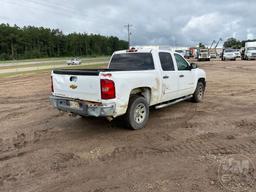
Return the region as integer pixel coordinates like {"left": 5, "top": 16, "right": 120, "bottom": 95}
{"left": 192, "top": 82, "right": 205, "bottom": 103}
{"left": 125, "top": 95, "right": 149, "bottom": 130}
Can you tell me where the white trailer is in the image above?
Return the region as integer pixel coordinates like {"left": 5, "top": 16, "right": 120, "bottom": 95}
{"left": 244, "top": 41, "right": 256, "bottom": 60}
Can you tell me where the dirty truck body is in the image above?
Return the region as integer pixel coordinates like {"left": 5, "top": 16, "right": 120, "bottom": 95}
{"left": 50, "top": 48, "right": 206, "bottom": 129}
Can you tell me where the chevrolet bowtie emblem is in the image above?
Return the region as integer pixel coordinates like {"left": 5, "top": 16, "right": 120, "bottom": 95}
{"left": 70, "top": 84, "right": 78, "bottom": 89}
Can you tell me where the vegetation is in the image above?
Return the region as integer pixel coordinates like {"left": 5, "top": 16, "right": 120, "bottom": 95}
{"left": 223, "top": 37, "right": 256, "bottom": 49}
{"left": 0, "top": 23, "right": 128, "bottom": 60}
{"left": 241, "top": 39, "right": 256, "bottom": 47}
{"left": 223, "top": 38, "right": 242, "bottom": 49}
{"left": 0, "top": 63, "right": 106, "bottom": 78}
{"left": 198, "top": 42, "right": 206, "bottom": 48}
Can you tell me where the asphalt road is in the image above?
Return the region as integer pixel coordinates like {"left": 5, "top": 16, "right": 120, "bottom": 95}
{"left": 0, "top": 57, "right": 109, "bottom": 74}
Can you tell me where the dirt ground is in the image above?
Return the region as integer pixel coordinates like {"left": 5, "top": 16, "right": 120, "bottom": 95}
{"left": 1, "top": 59, "right": 256, "bottom": 192}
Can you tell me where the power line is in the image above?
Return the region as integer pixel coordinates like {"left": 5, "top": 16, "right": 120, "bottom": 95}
{"left": 7, "top": 0, "right": 87, "bottom": 18}
{"left": 124, "top": 24, "right": 132, "bottom": 47}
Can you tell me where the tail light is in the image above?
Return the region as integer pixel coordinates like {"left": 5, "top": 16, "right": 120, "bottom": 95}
{"left": 51, "top": 76, "right": 54, "bottom": 93}
{"left": 101, "top": 79, "right": 115, "bottom": 99}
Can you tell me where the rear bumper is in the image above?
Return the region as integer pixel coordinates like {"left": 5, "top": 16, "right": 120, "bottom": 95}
{"left": 49, "top": 95, "right": 115, "bottom": 117}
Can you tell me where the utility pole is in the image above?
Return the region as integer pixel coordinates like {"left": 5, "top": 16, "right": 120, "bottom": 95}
{"left": 124, "top": 24, "right": 132, "bottom": 48}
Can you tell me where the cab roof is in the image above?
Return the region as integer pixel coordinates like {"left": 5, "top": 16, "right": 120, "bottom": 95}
{"left": 114, "top": 47, "right": 173, "bottom": 54}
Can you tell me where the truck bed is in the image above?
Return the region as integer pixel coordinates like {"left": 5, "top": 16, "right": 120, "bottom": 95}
{"left": 53, "top": 68, "right": 135, "bottom": 76}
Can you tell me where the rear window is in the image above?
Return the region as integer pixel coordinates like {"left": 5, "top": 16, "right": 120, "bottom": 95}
{"left": 109, "top": 53, "right": 154, "bottom": 70}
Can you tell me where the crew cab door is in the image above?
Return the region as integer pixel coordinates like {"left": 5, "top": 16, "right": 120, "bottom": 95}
{"left": 174, "top": 53, "right": 195, "bottom": 96}
{"left": 159, "top": 52, "right": 179, "bottom": 102}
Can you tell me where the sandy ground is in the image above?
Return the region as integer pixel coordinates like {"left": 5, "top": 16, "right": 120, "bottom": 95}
{"left": 0, "top": 59, "right": 256, "bottom": 192}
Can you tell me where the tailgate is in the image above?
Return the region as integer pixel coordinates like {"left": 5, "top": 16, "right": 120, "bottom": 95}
{"left": 52, "top": 70, "right": 101, "bottom": 102}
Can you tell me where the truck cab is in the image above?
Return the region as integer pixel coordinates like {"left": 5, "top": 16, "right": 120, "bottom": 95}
{"left": 197, "top": 48, "right": 210, "bottom": 61}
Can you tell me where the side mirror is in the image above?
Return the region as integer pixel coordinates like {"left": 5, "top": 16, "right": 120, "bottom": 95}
{"left": 190, "top": 63, "right": 198, "bottom": 69}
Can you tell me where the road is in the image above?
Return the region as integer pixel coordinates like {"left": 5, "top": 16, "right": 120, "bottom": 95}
{"left": 0, "top": 61, "right": 107, "bottom": 74}
{"left": 0, "top": 59, "right": 256, "bottom": 192}
{"left": 0, "top": 57, "right": 108, "bottom": 68}
{"left": 0, "top": 57, "right": 109, "bottom": 74}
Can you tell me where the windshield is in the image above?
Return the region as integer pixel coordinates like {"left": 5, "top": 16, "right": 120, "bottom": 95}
{"left": 109, "top": 53, "right": 154, "bottom": 70}
{"left": 225, "top": 49, "right": 235, "bottom": 53}
{"left": 247, "top": 47, "right": 256, "bottom": 51}
{"left": 175, "top": 50, "right": 184, "bottom": 53}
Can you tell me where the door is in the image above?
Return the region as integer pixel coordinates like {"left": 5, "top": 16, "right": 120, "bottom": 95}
{"left": 159, "top": 52, "right": 179, "bottom": 102}
{"left": 174, "top": 53, "right": 195, "bottom": 97}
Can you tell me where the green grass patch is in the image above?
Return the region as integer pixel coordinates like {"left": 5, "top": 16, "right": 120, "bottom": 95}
{"left": 0, "top": 56, "right": 110, "bottom": 64}
{"left": 0, "top": 61, "right": 65, "bottom": 70}
{"left": 0, "top": 57, "right": 109, "bottom": 70}
{"left": 0, "top": 63, "right": 107, "bottom": 79}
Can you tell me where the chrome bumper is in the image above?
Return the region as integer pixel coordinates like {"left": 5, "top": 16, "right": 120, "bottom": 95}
{"left": 49, "top": 95, "right": 115, "bottom": 117}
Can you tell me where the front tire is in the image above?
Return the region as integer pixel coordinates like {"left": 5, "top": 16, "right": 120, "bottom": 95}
{"left": 125, "top": 95, "right": 149, "bottom": 130}
{"left": 192, "top": 82, "right": 205, "bottom": 103}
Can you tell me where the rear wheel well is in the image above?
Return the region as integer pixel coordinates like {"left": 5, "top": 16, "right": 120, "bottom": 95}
{"left": 129, "top": 87, "right": 151, "bottom": 104}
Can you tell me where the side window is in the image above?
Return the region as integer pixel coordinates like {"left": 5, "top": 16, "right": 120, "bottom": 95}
{"left": 174, "top": 53, "right": 190, "bottom": 71}
{"left": 159, "top": 52, "right": 175, "bottom": 71}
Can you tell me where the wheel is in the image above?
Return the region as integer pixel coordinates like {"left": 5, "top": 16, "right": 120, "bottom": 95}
{"left": 192, "top": 81, "right": 205, "bottom": 103}
{"left": 125, "top": 95, "right": 149, "bottom": 130}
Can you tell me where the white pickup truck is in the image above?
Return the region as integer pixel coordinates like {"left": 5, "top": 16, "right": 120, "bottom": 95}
{"left": 50, "top": 48, "right": 206, "bottom": 129}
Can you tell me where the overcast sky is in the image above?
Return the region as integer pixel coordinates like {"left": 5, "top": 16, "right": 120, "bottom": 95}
{"left": 1, "top": 0, "right": 255, "bottom": 47}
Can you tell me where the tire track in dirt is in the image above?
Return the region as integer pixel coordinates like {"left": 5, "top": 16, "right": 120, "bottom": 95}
{"left": 0, "top": 95, "right": 48, "bottom": 104}
{"left": 0, "top": 112, "right": 64, "bottom": 163}
{"left": 0, "top": 104, "right": 49, "bottom": 121}
{"left": 97, "top": 133, "right": 256, "bottom": 163}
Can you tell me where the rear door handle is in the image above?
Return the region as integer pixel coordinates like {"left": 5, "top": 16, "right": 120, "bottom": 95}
{"left": 163, "top": 76, "right": 169, "bottom": 79}
{"left": 179, "top": 75, "right": 184, "bottom": 78}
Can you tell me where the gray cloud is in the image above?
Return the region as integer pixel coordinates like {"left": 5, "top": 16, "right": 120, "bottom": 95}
{"left": 1, "top": 0, "right": 255, "bottom": 47}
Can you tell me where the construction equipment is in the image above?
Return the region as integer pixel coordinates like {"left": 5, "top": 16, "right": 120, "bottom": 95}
{"left": 214, "top": 38, "right": 223, "bottom": 55}
{"left": 209, "top": 40, "right": 216, "bottom": 49}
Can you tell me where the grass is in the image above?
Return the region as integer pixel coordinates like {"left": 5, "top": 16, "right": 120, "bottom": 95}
{"left": 0, "top": 63, "right": 107, "bottom": 79}
{"left": 0, "top": 61, "right": 65, "bottom": 70}
{"left": 0, "top": 57, "right": 68, "bottom": 64}
{"left": 0, "top": 57, "right": 109, "bottom": 70}
{"left": 0, "top": 56, "right": 110, "bottom": 64}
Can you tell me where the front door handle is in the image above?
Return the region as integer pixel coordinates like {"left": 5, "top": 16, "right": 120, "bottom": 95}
{"left": 179, "top": 75, "right": 184, "bottom": 78}
{"left": 163, "top": 76, "right": 169, "bottom": 79}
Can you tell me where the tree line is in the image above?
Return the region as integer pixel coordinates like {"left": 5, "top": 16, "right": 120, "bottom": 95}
{"left": 0, "top": 24, "right": 128, "bottom": 60}
{"left": 223, "top": 37, "right": 256, "bottom": 49}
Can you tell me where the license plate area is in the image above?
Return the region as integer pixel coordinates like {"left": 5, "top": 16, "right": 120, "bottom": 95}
{"left": 69, "top": 101, "right": 81, "bottom": 110}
